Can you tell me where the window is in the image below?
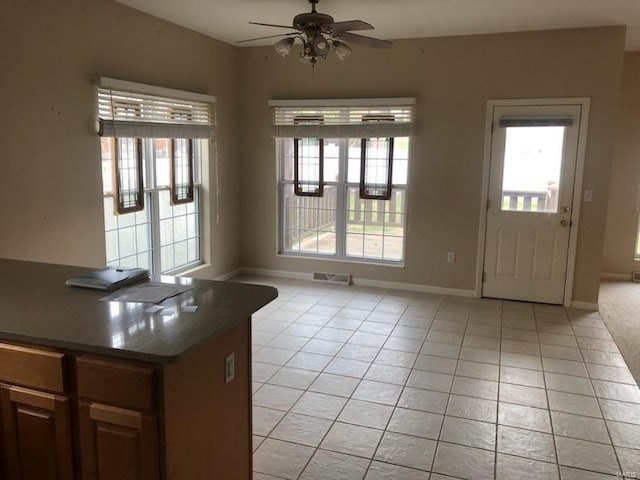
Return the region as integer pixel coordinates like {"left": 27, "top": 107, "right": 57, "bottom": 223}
{"left": 272, "top": 99, "right": 415, "bottom": 264}
{"left": 498, "top": 117, "right": 572, "bottom": 213}
{"left": 97, "top": 78, "right": 215, "bottom": 274}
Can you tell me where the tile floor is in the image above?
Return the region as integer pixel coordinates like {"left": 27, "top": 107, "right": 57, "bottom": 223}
{"left": 235, "top": 275, "right": 640, "bottom": 480}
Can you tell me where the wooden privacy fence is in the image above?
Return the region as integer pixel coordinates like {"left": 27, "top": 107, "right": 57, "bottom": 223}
{"left": 284, "top": 188, "right": 405, "bottom": 240}
{"left": 347, "top": 189, "right": 405, "bottom": 226}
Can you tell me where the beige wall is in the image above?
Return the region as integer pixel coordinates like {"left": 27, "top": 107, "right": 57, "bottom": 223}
{"left": 0, "top": 0, "right": 241, "bottom": 278}
{"left": 603, "top": 52, "right": 640, "bottom": 277}
{"left": 238, "top": 26, "right": 625, "bottom": 304}
{"left": 0, "top": 2, "right": 627, "bottom": 304}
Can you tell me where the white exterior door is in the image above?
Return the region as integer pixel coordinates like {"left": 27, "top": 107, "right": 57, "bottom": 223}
{"left": 482, "top": 103, "right": 583, "bottom": 304}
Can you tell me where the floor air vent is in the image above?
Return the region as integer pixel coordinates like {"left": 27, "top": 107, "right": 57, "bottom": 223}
{"left": 633, "top": 272, "right": 640, "bottom": 282}
{"left": 312, "top": 272, "right": 351, "bottom": 285}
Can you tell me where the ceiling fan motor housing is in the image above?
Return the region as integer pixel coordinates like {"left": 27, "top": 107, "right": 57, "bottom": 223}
{"left": 293, "top": 12, "right": 335, "bottom": 31}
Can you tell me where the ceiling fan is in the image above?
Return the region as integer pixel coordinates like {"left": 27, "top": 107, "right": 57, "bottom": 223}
{"left": 237, "top": 0, "right": 391, "bottom": 67}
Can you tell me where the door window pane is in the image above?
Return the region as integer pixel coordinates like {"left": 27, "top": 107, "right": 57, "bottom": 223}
{"left": 501, "top": 126, "right": 565, "bottom": 213}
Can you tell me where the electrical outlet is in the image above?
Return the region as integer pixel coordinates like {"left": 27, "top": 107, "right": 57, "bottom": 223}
{"left": 225, "top": 353, "right": 235, "bottom": 383}
{"left": 447, "top": 252, "right": 455, "bottom": 263}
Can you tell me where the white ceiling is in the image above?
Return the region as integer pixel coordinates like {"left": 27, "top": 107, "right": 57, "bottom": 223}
{"left": 116, "top": 0, "right": 640, "bottom": 51}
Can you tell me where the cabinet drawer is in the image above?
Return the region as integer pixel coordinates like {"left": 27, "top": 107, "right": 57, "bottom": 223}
{"left": 76, "top": 357, "right": 156, "bottom": 411}
{"left": 0, "top": 343, "right": 65, "bottom": 393}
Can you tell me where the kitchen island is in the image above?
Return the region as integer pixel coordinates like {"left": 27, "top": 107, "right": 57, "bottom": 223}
{"left": 0, "top": 259, "right": 277, "bottom": 480}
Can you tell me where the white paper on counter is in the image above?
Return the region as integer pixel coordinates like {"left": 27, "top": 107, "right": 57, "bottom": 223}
{"left": 101, "top": 282, "right": 193, "bottom": 304}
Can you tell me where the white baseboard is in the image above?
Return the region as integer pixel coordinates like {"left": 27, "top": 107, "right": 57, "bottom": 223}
{"left": 240, "top": 267, "right": 310, "bottom": 281}
{"left": 214, "top": 268, "right": 243, "bottom": 281}
{"left": 239, "top": 267, "right": 477, "bottom": 298}
{"left": 571, "top": 301, "right": 600, "bottom": 311}
{"left": 601, "top": 272, "right": 632, "bottom": 281}
{"left": 351, "top": 277, "right": 476, "bottom": 297}
{"left": 220, "top": 266, "right": 604, "bottom": 307}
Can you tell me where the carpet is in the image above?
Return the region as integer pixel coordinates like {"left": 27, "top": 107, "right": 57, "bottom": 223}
{"left": 598, "top": 279, "right": 640, "bottom": 385}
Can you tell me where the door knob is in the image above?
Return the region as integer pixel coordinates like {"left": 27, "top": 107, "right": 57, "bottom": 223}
{"left": 560, "top": 220, "right": 569, "bottom": 227}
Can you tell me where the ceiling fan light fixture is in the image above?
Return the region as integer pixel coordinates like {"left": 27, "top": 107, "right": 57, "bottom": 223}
{"left": 313, "top": 34, "right": 330, "bottom": 56}
{"left": 333, "top": 40, "right": 352, "bottom": 61}
{"left": 274, "top": 37, "right": 295, "bottom": 57}
{"left": 300, "top": 54, "right": 316, "bottom": 64}
{"left": 241, "top": 0, "right": 391, "bottom": 71}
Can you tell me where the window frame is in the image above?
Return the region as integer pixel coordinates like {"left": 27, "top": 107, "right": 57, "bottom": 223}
{"left": 277, "top": 136, "right": 409, "bottom": 265}
{"left": 102, "top": 137, "right": 203, "bottom": 275}
{"left": 97, "top": 78, "right": 215, "bottom": 275}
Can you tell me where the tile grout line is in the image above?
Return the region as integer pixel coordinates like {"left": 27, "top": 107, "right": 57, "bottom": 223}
{"left": 534, "top": 306, "right": 563, "bottom": 480}
{"left": 249, "top": 277, "right": 640, "bottom": 480}
{"left": 254, "top": 295, "right": 349, "bottom": 477}
{"left": 291, "top": 290, "right": 391, "bottom": 480}
{"left": 429, "top": 298, "right": 469, "bottom": 478}
{"left": 360, "top": 299, "right": 421, "bottom": 479}
{"left": 571, "top": 312, "right": 626, "bottom": 478}
{"left": 493, "top": 299, "right": 504, "bottom": 480}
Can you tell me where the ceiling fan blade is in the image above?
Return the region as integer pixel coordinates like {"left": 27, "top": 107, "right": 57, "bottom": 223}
{"left": 236, "top": 33, "right": 295, "bottom": 44}
{"left": 249, "top": 21, "right": 298, "bottom": 30}
{"left": 327, "top": 20, "right": 373, "bottom": 33}
{"left": 336, "top": 32, "right": 392, "bottom": 49}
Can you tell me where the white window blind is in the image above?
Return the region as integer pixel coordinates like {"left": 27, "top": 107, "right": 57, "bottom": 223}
{"left": 499, "top": 117, "right": 573, "bottom": 128}
{"left": 270, "top": 98, "right": 416, "bottom": 138}
{"left": 97, "top": 78, "right": 216, "bottom": 139}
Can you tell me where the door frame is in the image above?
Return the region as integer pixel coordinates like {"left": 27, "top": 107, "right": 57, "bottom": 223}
{"left": 475, "top": 97, "right": 591, "bottom": 307}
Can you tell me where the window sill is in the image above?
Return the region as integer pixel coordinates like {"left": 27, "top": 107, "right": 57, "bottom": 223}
{"left": 168, "top": 261, "right": 205, "bottom": 277}
{"left": 277, "top": 253, "right": 405, "bottom": 268}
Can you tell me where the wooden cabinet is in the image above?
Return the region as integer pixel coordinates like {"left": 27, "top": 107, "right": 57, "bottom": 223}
{"left": 0, "top": 317, "right": 252, "bottom": 480}
{"left": 78, "top": 402, "right": 158, "bottom": 480}
{"left": 76, "top": 358, "right": 158, "bottom": 480}
{"left": 0, "top": 344, "right": 66, "bottom": 393}
{"left": 76, "top": 358, "right": 156, "bottom": 412}
{"left": 0, "top": 343, "right": 71, "bottom": 480}
{"left": 0, "top": 385, "right": 73, "bottom": 480}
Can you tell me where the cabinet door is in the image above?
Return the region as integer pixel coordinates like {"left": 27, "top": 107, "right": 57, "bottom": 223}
{"left": 78, "top": 402, "right": 158, "bottom": 480}
{"left": 0, "top": 384, "right": 73, "bottom": 480}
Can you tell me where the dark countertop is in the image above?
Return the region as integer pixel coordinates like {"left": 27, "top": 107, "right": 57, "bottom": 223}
{"left": 0, "top": 259, "right": 277, "bottom": 363}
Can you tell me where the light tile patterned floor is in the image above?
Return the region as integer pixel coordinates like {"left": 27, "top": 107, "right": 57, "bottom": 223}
{"left": 235, "top": 275, "right": 640, "bottom": 480}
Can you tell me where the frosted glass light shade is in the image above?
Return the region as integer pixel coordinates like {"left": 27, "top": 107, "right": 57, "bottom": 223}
{"left": 333, "top": 41, "right": 352, "bottom": 61}
{"left": 313, "top": 35, "right": 330, "bottom": 55}
{"left": 274, "top": 37, "right": 295, "bottom": 57}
